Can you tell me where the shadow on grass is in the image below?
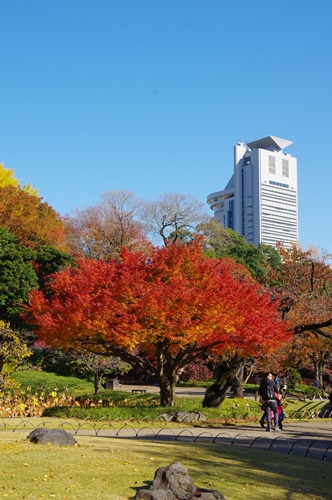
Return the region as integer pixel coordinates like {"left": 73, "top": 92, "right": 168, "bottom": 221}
{"left": 123, "top": 440, "right": 332, "bottom": 500}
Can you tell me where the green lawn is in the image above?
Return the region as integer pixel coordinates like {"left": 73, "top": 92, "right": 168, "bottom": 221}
{"left": 10, "top": 370, "right": 332, "bottom": 423}
{"left": 12, "top": 370, "right": 95, "bottom": 396}
{"left": 3, "top": 371, "right": 332, "bottom": 499}
{"left": 0, "top": 430, "right": 331, "bottom": 499}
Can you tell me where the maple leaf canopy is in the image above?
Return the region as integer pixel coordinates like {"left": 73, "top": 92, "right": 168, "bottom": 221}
{"left": 25, "top": 241, "right": 290, "bottom": 363}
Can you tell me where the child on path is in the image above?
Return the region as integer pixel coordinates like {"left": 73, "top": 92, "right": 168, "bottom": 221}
{"left": 260, "top": 391, "right": 284, "bottom": 430}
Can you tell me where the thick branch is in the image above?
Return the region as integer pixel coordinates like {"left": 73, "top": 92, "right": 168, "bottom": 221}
{"left": 79, "top": 338, "right": 154, "bottom": 372}
{"left": 294, "top": 318, "right": 332, "bottom": 334}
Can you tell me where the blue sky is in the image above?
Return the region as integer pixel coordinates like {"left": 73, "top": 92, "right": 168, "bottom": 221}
{"left": 1, "top": 1, "right": 332, "bottom": 252}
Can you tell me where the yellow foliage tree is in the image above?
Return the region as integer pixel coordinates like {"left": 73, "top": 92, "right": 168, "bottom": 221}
{"left": 0, "top": 163, "right": 38, "bottom": 196}
{"left": 0, "top": 321, "right": 32, "bottom": 389}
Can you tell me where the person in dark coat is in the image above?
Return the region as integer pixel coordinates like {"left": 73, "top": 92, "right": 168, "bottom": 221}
{"left": 258, "top": 372, "right": 281, "bottom": 432}
{"left": 260, "top": 392, "right": 285, "bottom": 429}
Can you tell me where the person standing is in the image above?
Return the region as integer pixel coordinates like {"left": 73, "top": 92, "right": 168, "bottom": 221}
{"left": 313, "top": 379, "right": 321, "bottom": 389}
{"left": 258, "top": 372, "right": 281, "bottom": 432}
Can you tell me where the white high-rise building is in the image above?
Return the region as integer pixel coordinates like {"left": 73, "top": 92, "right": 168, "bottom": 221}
{"left": 207, "top": 136, "right": 298, "bottom": 248}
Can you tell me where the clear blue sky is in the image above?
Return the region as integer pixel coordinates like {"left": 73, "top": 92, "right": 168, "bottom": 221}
{"left": 1, "top": 1, "right": 332, "bottom": 252}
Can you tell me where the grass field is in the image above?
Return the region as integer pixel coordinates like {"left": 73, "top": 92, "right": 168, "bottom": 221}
{"left": 0, "top": 429, "right": 331, "bottom": 499}
{"left": 11, "top": 370, "right": 331, "bottom": 423}
{"left": 2, "top": 371, "right": 331, "bottom": 499}
{"left": 12, "top": 370, "right": 95, "bottom": 396}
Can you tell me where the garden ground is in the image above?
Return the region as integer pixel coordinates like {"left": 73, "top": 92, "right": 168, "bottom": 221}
{"left": 3, "top": 372, "right": 331, "bottom": 498}
{"left": 1, "top": 424, "right": 332, "bottom": 499}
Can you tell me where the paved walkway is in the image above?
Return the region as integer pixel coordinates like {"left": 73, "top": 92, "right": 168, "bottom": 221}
{"left": 77, "top": 418, "right": 332, "bottom": 443}
{"left": 97, "top": 384, "right": 332, "bottom": 461}
{"left": 120, "top": 383, "right": 261, "bottom": 399}
{"left": 72, "top": 419, "right": 332, "bottom": 461}
{"left": 120, "top": 383, "right": 208, "bottom": 398}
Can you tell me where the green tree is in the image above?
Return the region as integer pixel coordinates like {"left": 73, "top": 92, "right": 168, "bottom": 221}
{"left": 68, "top": 351, "right": 131, "bottom": 395}
{"left": 0, "top": 228, "right": 75, "bottom": 326}
{"left": 0, "top": 228, "right": 38, "bottom": 326}
{"left": 33, "top": 245, "right": 76, "bottom": 291}
{"left": 197, "top": 220, "right": 282, "bottom": 282}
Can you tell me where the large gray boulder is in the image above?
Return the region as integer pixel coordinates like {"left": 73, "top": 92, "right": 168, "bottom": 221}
{"left": 27, "top": 428, "right": 77, "bottom": 446}
{"left": 135, "top": 462, "right": 224, "bottom": 500}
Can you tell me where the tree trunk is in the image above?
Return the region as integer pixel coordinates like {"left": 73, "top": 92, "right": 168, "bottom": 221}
{"left": 203, "top": 355, "right": 243, "bottom": 408}
{"left": 315, "top": 360, "right": 324, "bottom": 389}
{"left": 158, "top": 375, "right": 177, "bottom": 406}
{"left": 155, "top": 345, "right": 178, "bottom": 406}
{"left": 231, "top": 361, "right": 244, "bottom": 398}
{"left": 0, "top": 354, "right": 4, "bottom": 375}
{"left": 94, "top": 370, "right": 104, "bottom": 395}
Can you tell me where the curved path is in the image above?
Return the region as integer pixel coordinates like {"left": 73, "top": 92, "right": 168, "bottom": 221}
{"left": 72, "top": 419, "right": 332, "bottom": 462}
{"left": 108, "top": 384, "right": 332, "bottom": 460}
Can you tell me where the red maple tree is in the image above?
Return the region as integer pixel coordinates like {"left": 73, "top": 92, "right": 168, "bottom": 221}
{"left": 25, "top": 241, "right": 290, "bottom": 406}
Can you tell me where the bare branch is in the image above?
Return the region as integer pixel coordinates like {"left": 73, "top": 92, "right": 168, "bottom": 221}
{"left": 140, "top": 192, "right": 210, "bottom": 246}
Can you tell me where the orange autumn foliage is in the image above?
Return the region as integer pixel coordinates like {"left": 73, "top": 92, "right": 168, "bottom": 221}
{"left": 273, "top": 245, "right": 332, "bottom": 332}
{"left": 25, "top": 242, "right": 290, "bottom": 361}
{"left": 0, "top": 185, "right": 67, "bottom": 250}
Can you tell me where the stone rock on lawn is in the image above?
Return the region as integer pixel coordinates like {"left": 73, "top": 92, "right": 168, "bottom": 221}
{"left": 27, "top": 428, "right": 78, "bottom": 446}
{"left": 158, "top": 411, "right": 207, "bottom": 423}
{"left": 135, "top": 461, "right": 224, "bottom": 500}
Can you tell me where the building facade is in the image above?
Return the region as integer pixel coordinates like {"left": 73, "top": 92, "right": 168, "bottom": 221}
{"left": 207, "top": 136, "right": 298, "bottom": 248}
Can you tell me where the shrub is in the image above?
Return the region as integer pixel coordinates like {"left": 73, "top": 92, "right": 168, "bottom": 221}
{"left": 287, "top": 368, "right": 302, "bottom": 389}
{"left": 180, "top": 363, "right": 213, "bottom": 383}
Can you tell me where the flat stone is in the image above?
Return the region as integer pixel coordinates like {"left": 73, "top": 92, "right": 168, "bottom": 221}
{"left": 158, "top": 411, "right": 206, "bottom": 423}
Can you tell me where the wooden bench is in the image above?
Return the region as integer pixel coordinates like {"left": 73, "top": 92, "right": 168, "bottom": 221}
{"left": 132, "top": 389, "right": 146, "bottom": 394}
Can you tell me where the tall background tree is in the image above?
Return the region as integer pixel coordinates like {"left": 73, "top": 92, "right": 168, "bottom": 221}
{"left": 286, "top": 332, "right": 332, "bottom": 388}
{"left": 197, "top": 219, "right": 282, "bottom": 282}
{"left": 265, "top": 245, "right": 332, "bottom": 386}
{"left": 0, "top": 164, "right": 75, "bottom": 329}
{"left": 64, "top": 190, "right": 150, "bottom": 259}
{"left": 0, "top": 185, "right": 67, "bottom": 250}
{"left": 140, "top": 192, "right": 210, "bottom": 247}
{"left": 0, "top": 162, "right": 38, "bottom": 196}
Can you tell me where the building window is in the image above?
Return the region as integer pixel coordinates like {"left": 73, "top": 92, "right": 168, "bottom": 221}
{"left": 269, "top": 155, "right": 276, "bottom": 174}
{"left": 282, "top": 159, "right": 289, "bottom": 177}
{"left": 213, "top": 202, "right": 224, "bottom": 210}
{"left": 269, "top": 180, "right": 289, "bottom": 188}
